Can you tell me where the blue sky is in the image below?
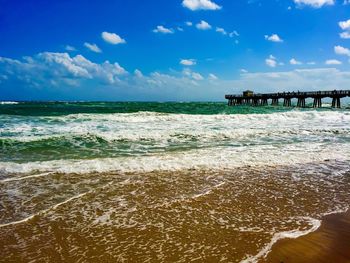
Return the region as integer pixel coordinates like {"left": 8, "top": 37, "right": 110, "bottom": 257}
{"left": 1, "top": 0, "right": 350, "bottom": 101}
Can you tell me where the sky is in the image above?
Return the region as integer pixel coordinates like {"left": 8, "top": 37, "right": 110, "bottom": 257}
{"left": 0, "top": 0, "right": 350, "bottom": 101}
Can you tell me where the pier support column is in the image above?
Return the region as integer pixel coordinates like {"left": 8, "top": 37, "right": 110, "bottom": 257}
{"left": 261, "top": 98, "right": 268, "bottom": 106}
{"left": 271, "top": 98, "right": 279, "bottom": 106}
{"left": 332, "top": 97, "right": 342, "bottom": 108}
{"left": 332, "top": 98, "right": 336, "bottom": 108}
{"left": 313, "top": 98, "right": 322, "bottom": 108}
{"left": 283, "top": 98, "right": 291, "bottom": 107}
{"left": 297, "top": 98, "right": 306, "bottom": 108}
{"left": 253, "top": 99, "right": 260, "bottom": 106}
{"left": 243, "top": 98, "right": 251, "bottom": 105}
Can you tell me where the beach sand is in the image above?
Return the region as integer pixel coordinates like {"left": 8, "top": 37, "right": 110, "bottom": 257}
{"left": 262, "top": 210, "right": 350, "bottom": 263}
{"left": 1, "top": 164, "right": 350, "bottom": 262}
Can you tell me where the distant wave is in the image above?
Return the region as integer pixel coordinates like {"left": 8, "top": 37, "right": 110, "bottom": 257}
{"left": 1, "top": 101, "right": 342, "bottom": 116}
{"left": 0, "top": 101, "right": 18, "bottom": 105}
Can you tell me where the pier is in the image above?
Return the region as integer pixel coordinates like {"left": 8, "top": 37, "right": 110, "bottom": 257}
{"left": 225, "top": 90, "right": 350, "bottom": 108}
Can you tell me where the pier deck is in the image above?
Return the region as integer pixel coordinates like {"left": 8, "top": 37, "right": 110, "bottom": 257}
{"left": 225, "top": 90, "right": 350, "bottom": 108}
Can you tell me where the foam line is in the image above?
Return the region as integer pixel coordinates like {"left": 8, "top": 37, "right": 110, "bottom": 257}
{"left": 0, "top": 192, "right": 88, "bottom": 228}
{"left": 1, "top": 172, "right": 54, "bottom": 183}
{"left": 0, "top": 144, "right": 348, "bottom": 175}
{"left": 241, "top": 216, "right": 321, "bottom": 263}
{"left": 192, "top": 182, "right": 226, "bottom": 199}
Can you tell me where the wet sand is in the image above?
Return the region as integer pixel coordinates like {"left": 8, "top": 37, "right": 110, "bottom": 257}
{"left": 1, "top": 162, "right": 349, "bottom": 262}
{"left": 262, "top": 210, "right": 350, "bottom": 263}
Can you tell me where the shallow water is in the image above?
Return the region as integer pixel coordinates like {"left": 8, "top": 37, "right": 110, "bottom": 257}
{"left": 0, "top": 102, "right": 349, "bottom": 262}
{"left": 262, "top": 210, "right": 350, "bottom": 263}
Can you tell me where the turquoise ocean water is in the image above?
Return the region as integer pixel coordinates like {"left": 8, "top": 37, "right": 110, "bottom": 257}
{"left": 1, "top": 101, "right": 349, "bottom": 166}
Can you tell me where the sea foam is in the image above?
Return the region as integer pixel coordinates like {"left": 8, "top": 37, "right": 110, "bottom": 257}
{"left": 1, "top": 110, "right": 349, "bottom": 174}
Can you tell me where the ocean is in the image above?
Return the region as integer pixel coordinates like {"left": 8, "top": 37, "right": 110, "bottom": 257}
{"left": 0, "top": 101, "right": 350, "bottom": 262}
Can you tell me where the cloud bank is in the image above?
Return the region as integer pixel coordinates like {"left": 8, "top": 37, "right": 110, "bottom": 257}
{"left": 1, "top": 52, "right": 350, "bottom": 101}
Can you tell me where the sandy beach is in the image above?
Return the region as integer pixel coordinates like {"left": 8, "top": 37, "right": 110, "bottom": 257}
{"left": 263, "top": 210, "right": 350, "bottom": 263}
{"left": 1, "top": 164, "right": 350, "bottom": 262}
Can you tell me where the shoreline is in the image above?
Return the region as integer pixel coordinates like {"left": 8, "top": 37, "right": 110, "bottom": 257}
{"left": 260, "top": 209, "right": 350, "bottom": 263}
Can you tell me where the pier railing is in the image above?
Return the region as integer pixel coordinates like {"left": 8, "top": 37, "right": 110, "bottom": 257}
{"left": 225, "top": 90, "right": 350, "bottom": 108}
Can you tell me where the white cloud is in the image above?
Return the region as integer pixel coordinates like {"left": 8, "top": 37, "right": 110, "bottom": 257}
{"left": 180, "top": 59, "right": 197, "bottom": 66}
{"left": 192, "top": 72, "right": 204, "bottom": 80}
{"left": 307, "top": 61, "right": 316, "bottom": 65}
{"left": 240, "top": 69, "right": 248, "bottom": 73}
{"left": 216, "top": 27, "right": 227, "bottom": 35}
{"left": 339, "top": 19, "right": 350, "bottom": 39}
{"left": 216, "top": 28, "right": 240, "bottom": 38}
{"left": 182, "top": 0, "right": 222, "bottom": 11}
{"left": 84, "top": 43, "right": 102, "bottom": 53}
{"left": 182, "top": 68, "right": 204, "bottom": 80}
{"left": 294, "top": 0, "right": 334, "bottom": 8}
{"left": 208, "top": 73, "right": 218, "bottom": 80}
{"left": 65, "top": 45, "right": 76, "bottom": 52}
{"left": 344, "top": 0, "right": 350, "bottom": 5}
{"left": 334, "top": 45, "right": 350, "bottom": 56}
{"left": 177, "top": 27, "right": 184, "bottom": 32}
{"left": 134, "top": 69, "right": 143, "bottom": 78}
{"left": 229, "top": 31, "right": 239, "bottom": 38}
{"left": 153, "top": 25, "right": 174, "bottom": 34}
{"left": 340, "top": 32, "right": 350, "bottom": 39}
{"left": 290, "top": 58, "right": 302, "bottom": 65}
{"left": 265, "top": 55, "right": 277, "bottom": 68}
{"left": 0, "top": 52, "right": 128, "bottom": 89}
{"left": 264, "top": 34, "right": 283, "bottom": 42}
{"left": 325, "top": 59, "right": 342, "bottom": 65}
{"left": 339, "top": 19, "right": 350, "bottom": 31}
{"left": 101, "top": 32, "right": 126, "bottom": 45}
{"left": 196, "top": 20, "right": 212, "bottom": 30}
{"left": 186, "top": 21, "right": 193, "bottom": 26}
